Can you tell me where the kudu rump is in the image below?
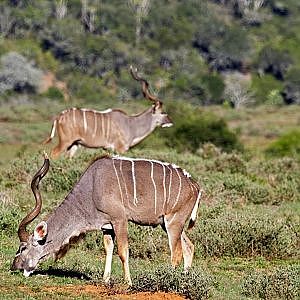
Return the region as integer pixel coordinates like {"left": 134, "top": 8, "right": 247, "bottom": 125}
{"left": 12, "top": 154, "right": 202, "bottom": 285}
{"left": 43, "top": 66, "right": 172, "bottom": 158}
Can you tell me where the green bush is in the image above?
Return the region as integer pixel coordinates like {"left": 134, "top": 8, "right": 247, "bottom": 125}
{"left": 162, "top": 102, "right": 242, "bottom": 153}
{"left": 206, "top": 152, "right": 247, "bottom": 174}
{"left": 265, "top": 130, "right": 300, "bottom": 157}
{"left": 0, "top": 206, "right": 22, "bottom": 237}
{"left": 251, "top": 74, "right": 284, "bottom": 105}
{"left": 42, "top": 87, "right": 64, "bottom": 101}
{"left": 131, "top": 263, "right": 215, "bottom": 300}
{"left": 194, "top": 207, "right": 300, "bottom": 258}
{"left": 242, "top": 266, "right": 300, "bottom": 299}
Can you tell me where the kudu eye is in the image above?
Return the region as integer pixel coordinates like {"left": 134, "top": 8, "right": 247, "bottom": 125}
{"left": 37, "top": 239, "right": 46, "bottom": 246}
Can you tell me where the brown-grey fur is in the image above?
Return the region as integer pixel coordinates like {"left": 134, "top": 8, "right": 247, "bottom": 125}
{"left": 11, "top": 155, "right": 202, "bottom": 285}
{"left": 43, "top": 105, "right": 172, "bottom": 158}
{"left": 43, "top": 67, "right": 172, "bottom": 158}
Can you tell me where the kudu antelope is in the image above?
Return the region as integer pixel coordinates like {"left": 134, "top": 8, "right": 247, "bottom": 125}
{"left": 11, "top": 154, "right": 202, "bottom": 285}
{"left": 43, "top": 66, "right": 172, "bottom": 158}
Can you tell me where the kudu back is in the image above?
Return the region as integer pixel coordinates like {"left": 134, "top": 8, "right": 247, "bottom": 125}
{"left": 43, "top": 66, "right": 172, "bottom": 158}
{"left": 12, "top": 154, "right": 202, "bottom": 285}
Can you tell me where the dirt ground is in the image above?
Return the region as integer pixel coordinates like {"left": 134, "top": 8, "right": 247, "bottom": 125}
{"left": 36, "top": 284, "right": 186, "bottom": 299}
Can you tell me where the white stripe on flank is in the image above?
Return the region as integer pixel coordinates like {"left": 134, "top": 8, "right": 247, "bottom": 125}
{"left": 167, "top": 166, "right": 172, "bottom": 205}
{"left": 163, "top": 165, "right": 171, "bottom": 209}
{"left": 150, "top": 161, "right": 157, "bottom": 214}
{"left": 106, "top": 114, "right": 110, "bottom": 142}
{"left": 172, "top": 168, "right": 182, "bottom": 210}
{"left": 50, "top": 119, "right": 57, "bottom": 138}
{"left": 101, "top": 114, "right": 105, "bottom": 139}
{"left": 162, "top": 164, "right": 166, "bottom": 207}
{"left": 131, "top": 160, "right": 138, "bottom": 206}
{"left": 82, "top": 109, "right": 87, "bottom": 132}
{"left": 112, "top": 160, "right": 124, "bottom": 205}
{"left": 190, "top": 190, "right": 202, "bottom": 222}
{"left": 93, "top": 111, "right": 97, "bottom": 138}
{"left": 119, "top": 160, "right": 129, "bottom": 201}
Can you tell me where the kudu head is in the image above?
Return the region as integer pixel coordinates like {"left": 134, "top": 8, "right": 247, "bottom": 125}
{"left": 130, "top": 66, "right": 173, "bottom": 128}
{"left": 11, "top": 154, "right": 50, "bottom": 277}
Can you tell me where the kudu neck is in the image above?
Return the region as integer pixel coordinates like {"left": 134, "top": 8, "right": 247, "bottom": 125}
{"left": 129, "top": 107, "right": 156, "bottom": 144}
{"left": 43, "top": 173, "right": 99, "bottom": 256}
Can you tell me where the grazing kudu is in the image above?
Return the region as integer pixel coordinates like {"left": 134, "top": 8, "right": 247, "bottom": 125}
{"left": 43, "top": 66, "right": 172, "bottom": 158}
{"left": 11, "top": 154, "right": 202, "bottom": 285}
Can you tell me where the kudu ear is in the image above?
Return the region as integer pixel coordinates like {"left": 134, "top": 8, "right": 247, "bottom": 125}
{"left": 33, "top": 221, "right": 48, "bottom": 241}
{"left": 153, "top": 101, "right": 162, "bottom": 112}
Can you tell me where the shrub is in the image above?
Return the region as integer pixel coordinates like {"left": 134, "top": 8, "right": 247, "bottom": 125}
{"left": 242, "top": 266, "right": 300, "bottom": 299}
{"left": 194, "top": 207, "right": 300, "bottom": 258}
{"left": 265, "top": 130, "right": 300, "bottom": 157}
{"left": 131, "top": 263, "right": 215, "bottom": 300}
{"left": 282, "top": 68, "right": 300, "bottom": 104}
{"left": 42, "top": 87, "right": 64, "bottom": 101}
{"left": 0, "top": 206, "right": 21, "bottom": 237}
{"left": 0, "top": 52, "right": 43, "bottom": 94}
{"left": 209, "top": 26, "right": 251, "bottom": 72}
{"left": 257, "top": 46, "right": 293, "bottom": 80}
{"left": 251, "top": 74, "right": 284, "bottom": 105}
{"left": 205, "top": 152, "right": 247, "bottom": 174}
{"left": 162, "top": 102, "right": 242, "bottom": 153}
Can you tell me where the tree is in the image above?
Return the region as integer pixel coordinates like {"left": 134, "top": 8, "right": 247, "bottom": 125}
{"left": 224, "top": 72, "right": 254, "bottom": 109}
{"left": 128, "top": 0, "right": 151, "bottom": 47}
{"left": 81, "top": 0, "right": 98, "bottom": 33}
{"left": 0, "top": 5, "right": 14, "bottom": 37}
{"left": 55, "top": 0, "right": 68, "bottom": 20}
{"left": 0, "top": 52, "right": 43, "bottom": 94}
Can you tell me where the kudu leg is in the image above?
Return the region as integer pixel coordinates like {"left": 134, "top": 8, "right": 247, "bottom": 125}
{"left": 51, "top": 142, "right": 69, "bottom": 159}
{"left": 66, "top": 144, "right": 79, "bottom": 158}
{"left": 181, "top": 230, "right": 194, "bottom": 272}
{"left": 112, "top": 220, "right": 132, "bottom": 285}
{"left": 102, "top": 230, "right": 115, "bottom": 284}
{"left": 164, "top": 214, "right": 184, "bottom": 268}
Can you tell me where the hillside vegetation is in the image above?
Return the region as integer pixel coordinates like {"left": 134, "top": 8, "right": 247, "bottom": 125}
{"left": 0, "top": 0, "right": 300, "bottom": 299}
{"left": 0, "top": 0, "right": 300, "bottom": 107}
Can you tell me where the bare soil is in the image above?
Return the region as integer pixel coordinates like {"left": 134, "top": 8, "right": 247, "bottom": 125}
{"left": 19, "top": 284, "right": 186, "bottom": 299}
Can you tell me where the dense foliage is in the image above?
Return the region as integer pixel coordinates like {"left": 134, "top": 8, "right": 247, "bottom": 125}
{"left": 0, "top": 0, "right": 300, "bottom": 106}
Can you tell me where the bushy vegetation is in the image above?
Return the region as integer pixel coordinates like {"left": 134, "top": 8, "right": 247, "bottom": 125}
{"left": 265, "top": 130, "right": 300, "bottom": 157}
{"left": 195, "top": 206, "right": 299, "bottom": 258}
{"left": 242, "top": 266, "right": 300, "bottom": 299}
{"left": 1, "top": 143, "right": 300, "bottom": 299}
{"left": 131, "top": 264, "right": 215, "bottom": 299}
{"left": 161, "top": 102, "right": 242, "bottom": 153}
{"left": 1, "top": 0, "right": 300, "bottom": 106}
{"left": 0, "top": 52, "right": 43, "bottom": 94}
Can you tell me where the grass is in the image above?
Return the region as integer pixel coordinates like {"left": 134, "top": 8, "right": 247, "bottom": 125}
{"left": 1, "top": 103, "right": 300, "bottom": 299}
{"left": 206, "top": 105, "right": 300, "bottom": 152}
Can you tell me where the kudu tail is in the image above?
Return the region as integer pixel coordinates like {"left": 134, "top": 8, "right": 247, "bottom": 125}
{"left": 187, "top": 189, "right": 203, "bottom": 230}
{"left": 42, "top": 119, "right": 57, "bottom": 145}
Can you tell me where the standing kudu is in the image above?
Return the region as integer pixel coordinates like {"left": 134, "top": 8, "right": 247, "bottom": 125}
{"left": 43, "top": 66, "right": 172, "bottom": 158}
{"left": 11, "top": 154, "right": 202, "bottom": 285}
